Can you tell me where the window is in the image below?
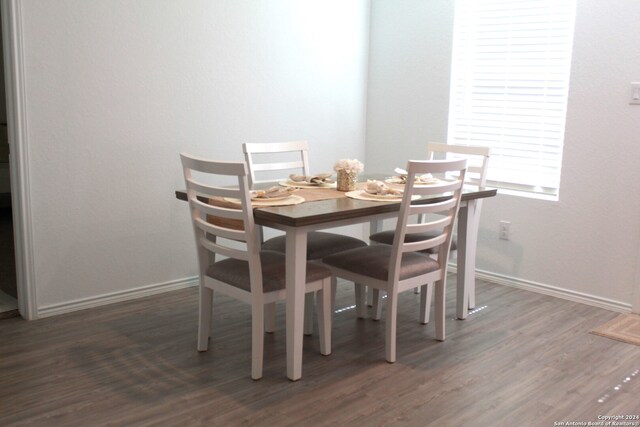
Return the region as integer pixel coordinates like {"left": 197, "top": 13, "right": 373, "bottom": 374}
{"left": 447, "top": 0, "right": 576, "bottom": 198}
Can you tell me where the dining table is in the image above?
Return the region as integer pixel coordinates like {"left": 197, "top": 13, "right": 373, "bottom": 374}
{"left": 176, "top": 173, "right": 497, "bottom": 381}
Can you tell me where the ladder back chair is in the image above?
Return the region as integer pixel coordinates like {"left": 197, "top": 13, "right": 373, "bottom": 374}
{"left": 425, "top": 142, "right": 490, "bottom": 309}
{"left": 180, "top": 153, "right": 332, "bottom": 380}
{"left": 369, "top": 142, "right": 490, "bottom": 314}
{"left": 243, "top": 141, "right": 311, "bottom": 187}
{"left": 323, "top": 159, "right": 467, "bottom": 363}
{"left": 242, "top": 141, "right": 367, "bottom": 333}
{"left": 426, "top": 142, "right": 490, "bottom": 189}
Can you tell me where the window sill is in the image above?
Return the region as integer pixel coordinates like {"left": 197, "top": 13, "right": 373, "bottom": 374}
{"left": 496, "top": 187, "right": 559, "bottom": 202}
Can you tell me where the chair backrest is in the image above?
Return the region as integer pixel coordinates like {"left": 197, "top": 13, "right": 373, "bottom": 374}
{"left": 427, "top": 142, "right": 490, "bottom": 189}
{"left": 180, "top": 153, "right": 262, "bottom": 294}
{"left": 243, "top": 141, "right": 311, "bottom": 187}
{"left": 389, "top": 159, "right": 467, "bottom": 283}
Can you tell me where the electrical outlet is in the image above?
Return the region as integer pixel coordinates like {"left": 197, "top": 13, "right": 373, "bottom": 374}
{"left": 631, "top": 82, "right": 640, "bottom": 105}
{"left": 499, "top": 220, "right": 510, "bottom": 240}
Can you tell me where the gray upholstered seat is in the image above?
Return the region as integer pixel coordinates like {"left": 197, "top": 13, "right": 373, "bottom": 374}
{"left": 261, "top": 230, "right": 367, "bottom": 335}
{"left": 322, "top": 245, "right": 440, "bottom": 282}
{"left": 180, "top": 153, "right": 333, "bottom": 380}
{"left": 241, "top": 140, "right": 367, "bottom": 336}
{"left": 320, "top": 159, "right": 467, "bottom": 363}
{"left": 369, "top": 230, "right": 456, "bottom": 254}
{"left": 262, "top": 231, "right": 368, "bottom": 260}
{"left": 369, "top": 143, "right": 488, "bottom": 307}
{"left": 208, "top": 250, "right": 331, "bottom": 293}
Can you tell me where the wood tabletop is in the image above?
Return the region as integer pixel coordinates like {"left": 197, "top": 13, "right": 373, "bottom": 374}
{"left": 175, "top": 173, "right": 497, "bottom": 228}
{"left": 251, "top": 188, "right": 496, "bottom": 228}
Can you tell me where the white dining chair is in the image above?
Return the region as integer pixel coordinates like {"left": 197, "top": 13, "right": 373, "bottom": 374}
{"left": 180, "top": 153, "right": 332, "bottom": 380}
{"left": 426, "top": 142, "right": 490, "bottom": 188}
{"left": 323, "top": 159, "right": 467, "bottom": 363}
{"left": 369, "top": 142, "right": 490, "bottom": 316}
{"left": 242, "top": 141, "right": 368, "bottom": 332}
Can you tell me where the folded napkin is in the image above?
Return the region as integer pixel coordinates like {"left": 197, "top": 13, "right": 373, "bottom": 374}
{"left": 251, "top": 186, "right": 296, "bottom": 199}
{"left": 289, "top": 172, "right": 334, "bottom": 184}
{"left": 393, "top": 172, "right": 438, "bottom": 185}
{"left": 364, "top": 180, "right": 402, "bottom": 196}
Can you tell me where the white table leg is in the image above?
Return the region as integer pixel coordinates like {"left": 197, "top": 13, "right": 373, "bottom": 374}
{"left": 456, "top": 200, "right": 480, "bottom": 319}
{"left": 286, "top": 228, "right": 308, "bottom": 381}
{"left": 466, "top": 200, "right": 481, "bottom": 310}
{"left": 456, "top": 204, "right": 470, "bottom": 320}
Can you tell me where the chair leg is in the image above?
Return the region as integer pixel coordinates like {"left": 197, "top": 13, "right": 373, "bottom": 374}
{"left": 304, "top": 292, "right": 315, "bottom": 336}
{"left": 355, "top": 283, "right": 367, "bottom": 318}
{"left": 371, "top": 289, "right": 382, "bottom": 321}
{"left": 330, "top": 276, "right": 337, "bottom": 313}
{"left": 366, "top": 286, "right": 374, "bottom": 307}
{"left": 197, "top": 285, "right": 213, "bottom": 351}
{"left": 385, "top": 290, "right": 398, "bottom": 363}
{"left": 419, "top": 284, "right": 433, "bottom": 324}
{"left": 251, "top": 303, "right": 265, "bottom": 380}
{"left": 317, "top": 279, "right": 332, "bottom": 356}
{"left": 434, "top": 279, "right": 446, "bottom": 341}
{"left": 265, "top": 302, "right": 276, "bottom": 333}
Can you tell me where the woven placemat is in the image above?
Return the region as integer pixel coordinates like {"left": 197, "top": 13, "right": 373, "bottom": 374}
{"left": 591, "top": 313, "right": 640, "bottom": 346}
{"left": 345, "top": 190, "right": 421, "bottom": 203}
{"left": 346, "top": 190, "right": 403, "bottom": 202}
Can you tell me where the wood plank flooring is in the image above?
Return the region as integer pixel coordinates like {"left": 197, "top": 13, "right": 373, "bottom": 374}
{"left": 1, "top": 278, "right": 639, "bottom": 426}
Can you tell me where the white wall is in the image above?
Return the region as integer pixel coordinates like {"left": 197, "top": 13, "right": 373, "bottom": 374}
{"left": 14, "top": 0, "right": 640, "bottom": 315}
{"left": 365, "top": 0, "right": 453, "bottom": 172}
{"left": 366, "top": 0, "right": 640, "bottom": 308}
{"left": 17, "top": 0, "right": 370, "bottom": 312}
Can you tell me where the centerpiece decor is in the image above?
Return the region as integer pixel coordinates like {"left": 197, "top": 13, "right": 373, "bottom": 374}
{"left": 334, "top": 158, "right": 364, "bottom": 191}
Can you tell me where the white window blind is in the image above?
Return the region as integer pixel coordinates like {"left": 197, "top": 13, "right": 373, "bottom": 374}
{"left": 448, "top": 0, "right": 576, "bottom": 198}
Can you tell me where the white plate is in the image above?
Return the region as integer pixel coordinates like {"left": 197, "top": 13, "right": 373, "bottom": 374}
{"left": 345, "top": 190, "right": 422, "bottom": 202}
{"left": 362, "top": 190, "right": 404, "bottom": 200}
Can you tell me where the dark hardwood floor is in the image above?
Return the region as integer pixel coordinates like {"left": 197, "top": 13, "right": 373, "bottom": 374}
{"left": 1, "top": 278, "right": 638, "bottom": 426}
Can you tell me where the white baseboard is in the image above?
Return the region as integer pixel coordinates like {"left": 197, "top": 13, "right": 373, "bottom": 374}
{"left": 448, "top": 265, "right": 632, "bottom": 313}
{"left": 34, "top": 267, "right": 633, "bottom": 318}
{"left": 37, "top": 277, "right": 199, "bottom": 318}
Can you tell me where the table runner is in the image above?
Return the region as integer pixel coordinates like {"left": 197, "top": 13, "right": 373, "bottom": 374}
{"left": 205, "top": 185, "right": 357, "bottom": 230}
